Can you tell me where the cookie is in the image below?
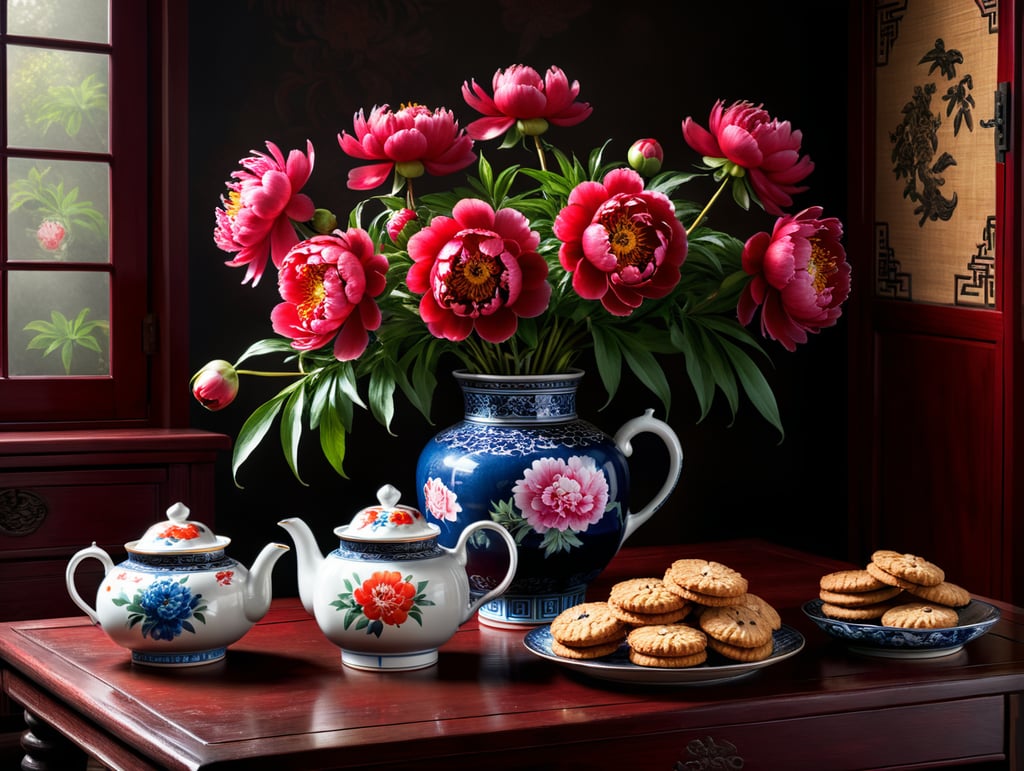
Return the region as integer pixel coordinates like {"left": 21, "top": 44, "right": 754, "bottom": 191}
{"left": 665, "top": 559, "right": 748, "bottom": 598}
{"left": 881, "top": 602, "right": 959, "bottom": 629}
{"left": 609, "top": 603, "right": 691, "bottom": 627}
{"left": 628, "top": 648, "right": 708, "bottom": 668}
{"left": 866, "top": 561, "right": 915, "bottom": 590}
{"left": 626, "top": 623, "right": 707, "bottom": 658}
{"left": 819, "top": 585, "right": 903, "bottom": 607}
{"left": 550, "top": 602, "right": 627, "bottom": 647}
{"left": 550, "top": 637, "right": 623, "bottom": 660}
{"left": 905, "top": 580, "right": 971, "bottom": 607}
{"left": 708, "top": 636, "right": 775, "bottom": 662}
{"left": 609, "top": 577, "right": 689, "bottom": 615}
{"left": 819, "top": 601, "right": 892, "bottom": 621}
{"left": 870, "top": 550, "right": 945, "bottom": 587}
{"left": 819, "top": 569, "right": 889, "bottom": 593}
{"left": 698, "top": 604, "right": 774, "bottom": 648}
{"left": 663, "top": 579, "right": 747, "bottom": 607}
{"left": 736, "top": 593, "right": 782, "bottom": 630}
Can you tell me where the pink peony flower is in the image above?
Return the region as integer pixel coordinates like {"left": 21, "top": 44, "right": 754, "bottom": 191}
{"left": 337, "top": 104, "right": 476, "bottom": 191}
{"left": 462, "top": 65, "right": 592, "bottom": 140}
{"left": 737, "top": 206, "right": 850, "bottom": 352}
{"left": 214, "top": 141, "right": 316, "bottom": 286}
{"left": 406, "top": 198, "right": 551, "bottom": 343}
{"left": 270, "top": 228, "right": 388, "bottom": 361}
{"left": 190, "top": 359, "right": 239, "bottom": 411}
{"left": 36, "top": 220, "right": 66, "bottom": 250}
{"left": 386, "top": 207, "right": 418, "bottom": 243}
{"left": 512, "top": 455, "right": 610, "bottom": 534}
{"left": 553, "top": 168, "right": 687, "bottom": 316}
{"left": 681, "top": 100, "right": 814, "bottom": 216}
{"left": 422, "top": 477, "right": 461, "bottom": 523}
{"left": 627, "top": 138, "right": 663, "bottom": 176}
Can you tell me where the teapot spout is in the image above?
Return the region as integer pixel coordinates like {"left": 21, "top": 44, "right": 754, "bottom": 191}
{"left": 277, "top": 517, "right": 324, "bottom": 616}
{"left": 244, "top": 542, "right": 290, "bottom": 624}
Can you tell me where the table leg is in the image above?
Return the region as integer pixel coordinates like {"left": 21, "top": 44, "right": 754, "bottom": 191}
{"left": 19, "top": 709, "right": 89, "bottom": 771}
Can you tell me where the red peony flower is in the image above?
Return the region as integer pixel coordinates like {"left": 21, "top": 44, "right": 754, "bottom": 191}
{"left": 462, "top": 64, "right": 592, "bottom": 141}
{"left": 737, "top": 206, "right": 850, "bottom": 351}
{"left": 36, "top": 220, "right": 67, "bottom": 250}
{"left": 214, "top": 141, "right": 316, "bottom": 286}
{"left": 406, "top": 198, "right": 551, "bottom": 343}
{"left": 681, "top": 100, "right": 814, "bottom": 216}
{"left": 353, "top": 570, "right": 417, "bottom": 626}
{"left": 337, "top": 104, "right": 476, "bottom": 191}
{"left": 190, "top": 359, "right": 239, "bottom": 411}
{"left": 553, "top": 168, "right": 687, "bottom": 316}
{"left": 270, "top": 228, "right": 388, "bottom": 361}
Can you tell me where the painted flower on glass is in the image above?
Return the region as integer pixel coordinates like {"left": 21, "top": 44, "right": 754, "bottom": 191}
{"left": 423, "top": 477, "right": 461, "bottom": 523}
{"left": 114, "top": 577, "right": 207, "bottom": 641}
{"left": 198, "top": 63, "right": 850, "bottom": 485}
{"left": 330, "top": 571, "right": 434, "bottom": 638}
{"left": 36, "top": 219, "right": 66, "bottom": 250}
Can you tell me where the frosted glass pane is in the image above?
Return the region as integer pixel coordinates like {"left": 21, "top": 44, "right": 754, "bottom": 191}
{"left": 6, "top": 0, "right": 109, "bottom": 44}
{"left": 6, "top": 45, "right": 109, "bottom": 152}
{"left": 7, "top": 158, "right": 110, "bottom": 263}
{"left": 7, "top": 270, "right": 110, "bottom": 376}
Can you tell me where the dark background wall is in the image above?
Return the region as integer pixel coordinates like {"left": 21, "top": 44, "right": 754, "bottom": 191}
{"left": 187, "top": 0, "right": 852, "bottom": 596}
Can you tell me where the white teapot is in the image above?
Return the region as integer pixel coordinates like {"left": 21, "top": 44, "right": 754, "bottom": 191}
{"left": 278, "top": 484, "right": 517, "bottom": 671}
{"left": 66, "top": 502, "right": 289, "bottom": 666}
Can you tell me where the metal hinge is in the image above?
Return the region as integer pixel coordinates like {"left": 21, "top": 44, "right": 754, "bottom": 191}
{"left": 981, "top": 82, "right": 1010, "bottom": 163}
{"left": 142, "top": 313, "right": 159, "bottom": 355}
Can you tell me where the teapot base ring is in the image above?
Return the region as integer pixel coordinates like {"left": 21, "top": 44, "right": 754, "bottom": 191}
{"left": 478, "top": 585, "right": 587, "bottom": 629}
{"left": 131, "top": 646, "right": 226, "bottom": 667}
{"left": 340, "top": 648, "right": 438, "bottom": 671}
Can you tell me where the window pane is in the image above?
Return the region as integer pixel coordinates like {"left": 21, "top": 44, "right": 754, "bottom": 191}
{"left": 6, "top": 0, "right": 110, "bottom": 44}
{"left": 6, "top": 45, "right": 109, "bottom": 153}
{"left": 7, "top": 270, "right": 110, "bottom": 376}
{"left": 7, "top": 158, "right": 110, "bottom": 263}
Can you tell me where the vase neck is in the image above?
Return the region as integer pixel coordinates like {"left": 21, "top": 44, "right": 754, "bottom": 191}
{"left": 455, "top": 371, "right": 582, "bottom": 424}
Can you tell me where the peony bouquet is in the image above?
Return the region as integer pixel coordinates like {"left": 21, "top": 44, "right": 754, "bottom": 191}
{"left": 193, "top": 64, "right": 851, "bottom": 485}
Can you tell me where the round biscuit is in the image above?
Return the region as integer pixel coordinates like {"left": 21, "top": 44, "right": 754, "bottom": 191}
{"left": 663, "top": 575, "right": 746, "bottom": 607}
{"left": 665, "top": 559, "right": 748, "bottom": 598}
{"left": 550, "top": 637, "right": 623, "bottom": 660}
{"left": 881, "top": 602, "right": 959, "bottom": 629}
{"left": 905, "top": 580, "right": 971, "bottom": 607}
{"left": 708, "top": 636, "right": 775, "bottom": 662}
{"left": 736, "top": 593, "right": 782, "bottom": 630}
{"left": 819, "top": 569, "right": 888, "bottom": 593}
{"left": 699, "top": 604, "right": 774, "bottom": 648}
{"left": 628, "top": 648, "right": 708, "bottom": 668}
{"left": 865, "top": 561, "right": 915, "bottom": 589}
{"left": 609, "top": 602, "right": 691, "bottom": 627}
{"left": 550, "top": 602, "right": 626, "bottom": 646}
{"left": 819, "top": 585, "right": 903, "bottom": 607}
{"left": 626, "top": 623, "right": 707, "bottom": 657}
{"left": 820, "top": 601, "right": 891, "bottom": 621}
{"left": 871, "top": 550, "right": 945, "bottom": 587}
{"left": 609, "top": 577, "right": 687, "bottom": 614}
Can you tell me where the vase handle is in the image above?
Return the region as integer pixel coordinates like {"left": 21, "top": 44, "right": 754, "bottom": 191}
{"left": 615, "top": 409, "right": 683, "bottom": 545}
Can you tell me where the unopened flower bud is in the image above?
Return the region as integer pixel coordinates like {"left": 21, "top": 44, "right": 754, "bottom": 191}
{"left": 517, "top": 118, "right": 549, "bottom": 136}
{"left": 395, "top": 160, "right": 425, "bottom": 179}
{"left": 386, "top": 208, "right": 418, "bottom": 243}
{"left": 190, "top": 359, "right": 239, "bottom": 411}
{"left": 311, "top": 208, "right": 338, "bottom": 234}
{"left": 628, "top": 138, "right": 663, "bottom": 176}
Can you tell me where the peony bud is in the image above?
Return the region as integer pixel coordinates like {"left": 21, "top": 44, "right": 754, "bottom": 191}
{"left": 517, "top": 118, "right": 549, "bottom": 136}
{"left": 36, "top": 220, "right": 67, "bottom": 250}
{"left": 395, "top": 160, "right": 425, "bottom": 179}
{"left": 628, "top": 138, "right": 663, "bottom": 176}
{"left": 386, "top": 208, "right": 418, "bottom": 243}
{"left": 190, "top": 359, "right": 239, "bottom": 411}
{"left": 311, "top": 208, "right": 338, "bottom": 234}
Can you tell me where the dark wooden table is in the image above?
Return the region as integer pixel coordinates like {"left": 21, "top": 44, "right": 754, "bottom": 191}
{"left": 2, "top": 539, "right": 1022, "bottom": 770}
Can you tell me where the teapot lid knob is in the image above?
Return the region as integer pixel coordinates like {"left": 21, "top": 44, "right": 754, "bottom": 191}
{"left": 377, "top": 484, "right": 402, "bottom": 509}
{"left": 166, "top": 502, "right": 190, "bottom": 524}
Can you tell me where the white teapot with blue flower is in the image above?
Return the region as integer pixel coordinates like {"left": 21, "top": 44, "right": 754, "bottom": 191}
{"left": 65, "top": 502, "right": 289, "bottom": 666}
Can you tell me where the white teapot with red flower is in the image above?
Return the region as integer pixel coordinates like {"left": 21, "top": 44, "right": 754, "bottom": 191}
{"left": 277, "top": 484, "right": 517, "bottom": 671}
{"left": 65, "top": 502, "right": 290, "bottom": 666}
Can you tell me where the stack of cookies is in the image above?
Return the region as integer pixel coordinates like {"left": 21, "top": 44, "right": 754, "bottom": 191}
{"left": 818, "top": 549, "right": 971, "bottom": 630}
{"left": 547, "top": 557, "right": 783, "bottom": 668}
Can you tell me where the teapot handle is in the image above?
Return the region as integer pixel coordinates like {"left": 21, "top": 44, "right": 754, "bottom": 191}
{"left": 65, "top": 543, "right": 114, "bottom": 624}
{"left": 615, "top": 409, "right": 684, "bottom": 545}
{"left": 451, "top": 521, "right": 518, "bottom": 623}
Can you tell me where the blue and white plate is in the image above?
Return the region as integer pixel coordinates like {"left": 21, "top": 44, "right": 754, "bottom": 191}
{"left": 802, "top": 598, "right": 1001, "bottom": 659}
{"left": 522, "top": 624, "right": 804, "bottom": 685}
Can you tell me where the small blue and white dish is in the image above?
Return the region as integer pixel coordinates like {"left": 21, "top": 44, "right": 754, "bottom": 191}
{"left": 802, "top": 598, "right": 1001, "bottom": 658}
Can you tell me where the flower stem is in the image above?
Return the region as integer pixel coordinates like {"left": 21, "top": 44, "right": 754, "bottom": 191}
{"left": 533, "top": 135, "right": 548, "bottom": 172}
{"left": 235, "top": 369, "right": 303, "bottom": 377}
{"left": 406, "top": 179, "right": 416, "bottom": 210}
{"left": 688, "top": 176, "right": 731, "bottom": 232}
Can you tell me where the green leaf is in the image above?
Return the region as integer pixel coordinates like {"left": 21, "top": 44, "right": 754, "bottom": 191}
{"left": 231, "top": 388, "right": 292, "bottom": 486}
{"left": 280, "top": 382, "right": 308, "bottom": 486}
{"left": 319, "top": 404, "right": 348, "bottom": 477}
{"left": 720, "top": 338, "right": 784, "bottom": 439}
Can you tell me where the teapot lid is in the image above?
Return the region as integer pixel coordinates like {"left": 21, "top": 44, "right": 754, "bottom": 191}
{"left": 336, "top": 484, "right": 438, "bottom": 542}
{"left": 127, "top": 502, "right": 231, "bottom": 554}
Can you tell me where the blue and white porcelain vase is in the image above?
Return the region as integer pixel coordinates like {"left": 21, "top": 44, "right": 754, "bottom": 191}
{"left": 415, "top": 370, "right": 683, "bottom": 628}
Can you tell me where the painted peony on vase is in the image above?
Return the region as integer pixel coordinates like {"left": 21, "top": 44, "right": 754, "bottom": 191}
{"left": 415, "top": 370, "right": 683, "bottom": 628}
